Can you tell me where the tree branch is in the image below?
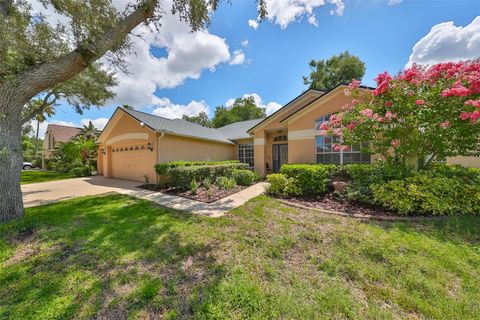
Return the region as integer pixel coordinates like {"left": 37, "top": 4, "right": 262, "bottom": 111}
{"left": 21, "top": 91, "right": 59, "bottom": 124}
{"left": 15, "top": 0, "right": 157, "bottom": 104}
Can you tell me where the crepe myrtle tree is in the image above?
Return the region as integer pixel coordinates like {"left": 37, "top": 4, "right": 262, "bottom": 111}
{"left": 319, "top": 61, "right": 480, "bottom": 170}
{"left": 0, "top": 0, "right": 268, "bottom": 222}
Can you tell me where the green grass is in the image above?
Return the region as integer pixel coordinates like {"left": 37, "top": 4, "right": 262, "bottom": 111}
{"left": 0, "top": 194, "right": 479, "bottom": 319}
{"left": 21, "top": 171, "right": 76, "bottom": 184}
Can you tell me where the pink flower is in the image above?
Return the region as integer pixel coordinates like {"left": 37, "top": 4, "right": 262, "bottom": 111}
{"left": 384, "top": 101, "right": 393, "bottom": 107}
{"left": 319, "top": 130, "right": 328, "bottom": 136}
{"left": 319, "top": 121, "right": 330, "bottom": 130}
{"left": 459, "top": 112, "right": 471, "bottom": 121}
{"left": 351, "top": 99, "right": 359, "bottom": 106}
{"left": 439, "top": 120, "right": 450, "bottom": 129}
{"left": 471, "top": 111, "right": 480, "bottom": 123}
{"left": 465, "top": 99, "right": 480, "bottom": 108}
{"left": 407, "top": 91, "right": 414, "bottom": 96}
{"left": 442, "top": 84, "right": 471, "bottom": 97}
{"left": 332, "top": 143, "right": 342, "bottom": 151}
{"left": 344, "top": 88, "right": 351, "bottom": 97}
{"left": 415, "top": 99, "right": 425, "bottom": 105}
{"left": 333, "top": 128, "right": 343, "bottom": 136}
{"left": 349, "top": 79, "right": 361, "bottom": 89}
{"left": 347, "top": 122, "right": 357, "bottom": 130}
{"left": 372, "top": 71, "right": 392, "bottom": 96}
{"left": 360, "top": 108, "right": 374, "bottom": 118}
{"left": 391, "top": 140, "right": 400, "bottom": 148}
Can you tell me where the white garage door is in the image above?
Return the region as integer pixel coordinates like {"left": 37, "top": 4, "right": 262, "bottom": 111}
{"left": 110, "top": 143, "right": 154, "bottom": 182}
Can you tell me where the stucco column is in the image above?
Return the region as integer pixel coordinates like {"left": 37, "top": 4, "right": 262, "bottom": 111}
{"left": 105, "top": 146, "right": 112, "bottom": 178}
{"left": 254, "top": 132, "right": 266, "bottom": 176}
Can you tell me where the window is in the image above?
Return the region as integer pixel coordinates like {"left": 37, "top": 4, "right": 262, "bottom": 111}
{"left": 315, "top": 115, "right": 371, "bottom": 165}
{"left": 238, "top": 143, "right": 254, "bottom": 167}
{"left": 274, "top": 135, "right": 287, "bottom": 142}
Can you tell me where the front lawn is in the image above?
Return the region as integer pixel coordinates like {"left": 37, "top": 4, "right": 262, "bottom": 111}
{"left": 21, "top": 170, "right": 76, "bottom": 184}
{"left": 0, "top": 195, "right": 479, "bottom": 319}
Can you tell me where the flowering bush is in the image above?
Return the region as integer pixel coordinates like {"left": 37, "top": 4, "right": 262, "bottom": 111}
{"left": 324, "top": 61, "right": 480, "bottom": 169}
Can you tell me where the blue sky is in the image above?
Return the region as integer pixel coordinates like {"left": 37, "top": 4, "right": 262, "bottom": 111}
{"left": 42, "top": 0, "right": 480, "bottom": 135}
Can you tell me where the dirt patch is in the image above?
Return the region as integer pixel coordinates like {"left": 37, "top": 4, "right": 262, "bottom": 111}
{"left": 138, "top": 184, "right": 246, "bottom": 203}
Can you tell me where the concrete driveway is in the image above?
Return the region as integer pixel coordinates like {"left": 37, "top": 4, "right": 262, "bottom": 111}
{"left": 22, "top": 176, "right": 268, "bottom": 217}
{"left": 22, "top": 176, "right": 142, "bottom": 208}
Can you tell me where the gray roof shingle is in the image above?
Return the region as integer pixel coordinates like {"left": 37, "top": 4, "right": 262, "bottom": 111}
{"left": 216, "top": 118, "right": 264, "bottom": 140}
{"left": 122, "top": 108, "right": 243, "bottom": 144}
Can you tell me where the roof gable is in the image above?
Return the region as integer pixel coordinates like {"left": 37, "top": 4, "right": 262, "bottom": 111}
{"left": 247, "top": 89, "right": 324, "bottom": 133}
{"left": 46, "top": 124, "right": 81, "bottom": 142}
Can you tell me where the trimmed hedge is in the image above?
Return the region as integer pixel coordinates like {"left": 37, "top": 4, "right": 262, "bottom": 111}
{"left": 266, "top": 173, "right": 301, "bottom": 197}
{"left": 279, "top": 164, "right": 334, "bottom": 195}
{"left": 169, "top": 163, "right": 248, "bottom": 188}
{"left": 155, "top": 160, "right": 240, "bottom": 175}
{"left": 231, "top": 169, "right": 260, "bottom": 186}
{"left": 371, "top": 171, "right": 480, "bottom": 215}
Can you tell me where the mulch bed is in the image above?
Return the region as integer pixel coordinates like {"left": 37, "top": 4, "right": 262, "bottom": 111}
{"left": 278, "top": 193, "right": 438, "bottom": 221}
{"left": 138, "top": 184, "right": 246, "bottom": 203}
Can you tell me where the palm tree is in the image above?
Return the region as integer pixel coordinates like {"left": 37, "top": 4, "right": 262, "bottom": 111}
{"left": 30, "top": 100, "right": 55, "bottom": 156}
{"left": 78, "top": 121, "right": 100, "bottom": 140}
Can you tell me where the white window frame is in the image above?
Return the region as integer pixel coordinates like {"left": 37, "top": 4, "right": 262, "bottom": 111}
{"left": 238, "top": 143, "right": 254, "bottom": 168}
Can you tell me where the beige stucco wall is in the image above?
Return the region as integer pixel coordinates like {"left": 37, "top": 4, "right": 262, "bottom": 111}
{"left": 447, "top": 156, "right": 480, "bottom": 168}
{"left": 157, "top": 134, "right": 235, "bottom": 163}
{"left": 99, "top": 112, "right": 158, "bottom": 182}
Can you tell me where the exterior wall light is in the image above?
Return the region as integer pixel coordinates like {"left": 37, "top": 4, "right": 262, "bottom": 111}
{"left": 147, "top": 142, "right": 153, "bottom": 151}
{"left": 140, "top": 122, "right": 145, "bottom": 127}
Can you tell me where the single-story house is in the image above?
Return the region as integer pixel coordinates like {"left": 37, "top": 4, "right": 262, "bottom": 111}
{"left": 96, "top": 83, "right": 480, "bottom": 182}
{"left": 42, "top": 124, "right": 81, "bottom": 168}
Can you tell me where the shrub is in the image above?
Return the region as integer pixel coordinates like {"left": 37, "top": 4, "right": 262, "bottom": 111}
{"left": 279, "top": 164, "right": 332, "bottom": 195}
{"left": 190, "top": 179, "right": 199, "bottom": 194}
{"left": 231, "top": 169, "right": 259, "bottom": 186}
{"left": 371, "top": 172, "right": 480, "bottom": 216}
{"left": 155, "top": 160, "right": 240, "bottom": 175}
{"left": 70, "top": 165, "right": 92, "bottom": 177}
{"left": 169, "top": 163, "right": 248, "bottom": 188}
{"left": 266, "top": 173, "right": 301, "bottom": 197}
{"left": 216, "top": 176, "right": 236, "bottom": 191}
{"left": 203, "top": 178, "right": 212, "bottom": 190}
{"left": 341, "top": 163, "right": 411, "bottom": 204}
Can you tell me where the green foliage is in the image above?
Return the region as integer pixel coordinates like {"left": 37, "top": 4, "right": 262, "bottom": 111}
{"left": 155, "top": 160, "right": 240, "bottom": 175}
{"left": 231, "top": 169, "right": 259, "bottom": 186}
{"left": 371, "top": 171, "right": 480, "bottom": 216}
{"left": 169, "top": 163, "right": 248, "bottom": 188}
{"left": 266, "top": 173, "right": 301, "bottom": 197}
{"left": 51, "top": 136, "right": 97, "bottom": 176}
{"left": 203, "top": 178, "right": 212, "bottom": 190}
{"left": 342, "top": 163, "right": 411, "bottom": 204}
{"left": 211, "top": 97, "right": 266, "bottom": 128}
{"left": 280, "top": 164, "right": 333, "bottom": 195}
{"left": 303, "top": 51, "right": 366, "bottom": 90}
{"left": 190, "top": 179, "right": 199, "bottom": 194}
{"left": 216, "top": 176, "right": 237, "bottom": 191}
{"left": 182, "top": 111, "right": 212, "bottom": 127}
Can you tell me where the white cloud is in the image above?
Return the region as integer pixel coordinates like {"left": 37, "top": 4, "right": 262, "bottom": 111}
{"left": 407, "top": 16, "right": 480, "bottom": 66}
{"left": 151, "top": 98, "right": 209, "bottom": 119}
{"left": 388, "top": 0, "right": 403, "bottom": 5}
{"left": 241, "top": 39, "right": 249, "bottom": 47}
{"left": 80, "top": 118, "right": 109, "bottom": 130}
{"left": 248, "top": 19, "right": 260, "bottom": 30}
{"left": 253, "top": 0, "right": 345, "bottom": 30}
{"left": 225, "top": 93, "right": 282, "bottom": 115}
{"left": 229, "top": 50, "right": 246, "bottom": 65}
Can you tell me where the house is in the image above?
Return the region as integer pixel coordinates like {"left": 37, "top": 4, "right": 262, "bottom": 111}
{"left": 97, "top": 83, "right": 479, "bottom": 182}
{"left": 42, "top": 124, "right": 81, "bottom": 168}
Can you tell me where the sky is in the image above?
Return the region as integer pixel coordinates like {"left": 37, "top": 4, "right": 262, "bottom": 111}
{"left": 30, "top": 0, "right": 480, "bottom": 137}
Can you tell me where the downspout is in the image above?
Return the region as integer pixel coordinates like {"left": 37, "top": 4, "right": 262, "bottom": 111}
{"left": 156, "top": 131, "right": 165, "bottom": 183}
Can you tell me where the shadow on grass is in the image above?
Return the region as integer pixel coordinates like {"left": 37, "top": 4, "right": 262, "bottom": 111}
{"left": 0, "top": 194, "right": 225, "bottom": 319}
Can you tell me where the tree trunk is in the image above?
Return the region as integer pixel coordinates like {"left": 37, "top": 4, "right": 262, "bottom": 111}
{"left": 34, "top": 119, "right": 40, "bottom": 156}
{"left": 0, "top": 99, "right": 24, "bottom": 222}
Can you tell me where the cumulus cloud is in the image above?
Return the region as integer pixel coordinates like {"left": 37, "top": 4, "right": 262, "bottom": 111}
{"left": 248, "top": 19, "right": 260, "bottom": 30}
{"left": 407, "top": 16, "right": 480, "bottom": 66}
{"left": 225, "top": 93, "right": 282, "bottom": 115}
{"left": 151, "top": 98, "right": 209, "bottom": 119}
{"left": 241, "top": 39, "right": 249, "bottom": 47}
{"left": 251, "top": 0, "right": 345, "bottom": 30}
{"left": 81, "top": 118, "right": 109, "bottom": 130}
{"left": 229, "top": 50, "right": 246, "bottom": 65}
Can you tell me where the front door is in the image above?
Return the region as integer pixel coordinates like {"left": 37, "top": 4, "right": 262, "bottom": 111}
{"left": 273, "top": 144, "right": 288, "bottom": 172}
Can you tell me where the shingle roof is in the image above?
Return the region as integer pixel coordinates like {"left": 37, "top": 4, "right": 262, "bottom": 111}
{"left": 216, "top": 118, "right": 264, "bottom": 140}
{"left": 121, "top": 108, "right": 237, "bottom": 144}
{"left": 46, "top": 124, "right": 81, "bottom": 142}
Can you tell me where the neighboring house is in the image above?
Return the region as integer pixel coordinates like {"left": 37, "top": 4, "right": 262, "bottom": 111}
{"left": 42, "top": 124, "right": 81, "bottom": 168}
{"left": 97, "top": 83, "right": 480, "bottom": 182}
